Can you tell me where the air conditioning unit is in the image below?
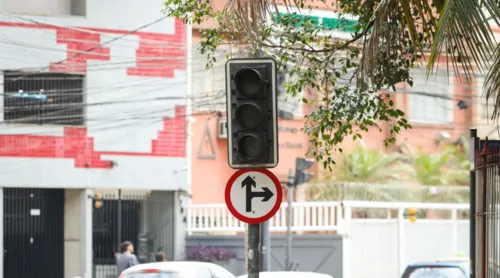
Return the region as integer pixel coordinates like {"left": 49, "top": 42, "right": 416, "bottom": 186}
{"left": 217, "top": 117, "right": 227, "bottom": 139}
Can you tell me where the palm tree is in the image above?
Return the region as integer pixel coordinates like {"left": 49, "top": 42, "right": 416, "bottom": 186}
{"left": 334, "top": 144, "right": 413, "bottom": 183}
{"left": 412, "top": 151, "right": 451, "bottom": 185}
{"left": 406, "top": 138, "right": 470, "bottom": 186}
{"left": 443, "top": 136, "right": 471, "bottom": 186}
{"left": 308, "top": 144, "right": 416, "bottom": 202}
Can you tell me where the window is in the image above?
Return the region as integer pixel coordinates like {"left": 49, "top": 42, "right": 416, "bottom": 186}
{"left": 408, "top": 70, "right": 454, "bottom": 124}
{"left": 1, "top": 0, "right": 86, "bottom": 16}
{"left": 3, "top": 71, "right": 85, "bottom": 126}
{"left": 402, "top": 266, "right": 466, "bottom": 278}
{"left": 195, "top": 268, "right": 213, "bottom": 278}
{"left": 277, "top": 71, "right": 303, "bottom": 118}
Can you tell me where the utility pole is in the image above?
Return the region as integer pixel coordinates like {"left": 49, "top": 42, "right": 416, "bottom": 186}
{"left": 261, "top": 221, "right": 271, "bottom": 271}
{"left": 285, "top": 168, "right": 294, "bottom": 271}
{"left": 470, "top": 129, "right": 477, "bottom": 278}
{"left": 285, "top": 158, "right": 314, "bottom": 271}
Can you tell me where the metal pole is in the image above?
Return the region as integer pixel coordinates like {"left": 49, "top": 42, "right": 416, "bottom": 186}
{"left": 285, "top": 169, "right": 294, "bottom": 271}
{"left": 247, "top": 224, "right": 261, "bottom": 278}
{"left": 261, "top": 221, "right": 271, "bottom": 271}
{"left": 470, "top": 129, "right": 477, "bottom": 278}
{"left": 117, "top": 189, "right": 122, "bottom": 246}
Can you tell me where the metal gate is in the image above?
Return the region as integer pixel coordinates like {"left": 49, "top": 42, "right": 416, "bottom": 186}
{"left": 92, "top": 190, "right": 176, "bottom": 278}
{"left": 472, "top": 133, "right": 500, "bottom": 278}
{"left": 3, "top": 188, "right": 65, "bottom": 278}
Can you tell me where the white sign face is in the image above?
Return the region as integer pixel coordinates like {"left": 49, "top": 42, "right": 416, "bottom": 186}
{"left": 226, "top": 169, "right": 282, "bottom": 224}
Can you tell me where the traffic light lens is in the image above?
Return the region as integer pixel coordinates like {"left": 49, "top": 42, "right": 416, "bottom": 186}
{"left": 236, "top": 103, "right": 262, "bottom": 129}
{"left": 234, "top": 69, "right": 262, "bottom": 96}
{"left": 239, "top": 135, "right": 262, "bottom": 159}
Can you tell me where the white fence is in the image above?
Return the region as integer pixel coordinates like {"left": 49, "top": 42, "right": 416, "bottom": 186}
{"left": 187, "top": 202, "right": 343, "bottom": 233}
{"left": 187, "top": 201, "right": 470, "bottom": 278}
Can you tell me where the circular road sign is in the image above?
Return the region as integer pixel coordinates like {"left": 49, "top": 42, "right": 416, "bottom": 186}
{"left": 225, "top": 168, "right": 283, "bottom": 224}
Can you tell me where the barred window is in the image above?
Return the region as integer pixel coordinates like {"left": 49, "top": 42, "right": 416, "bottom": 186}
{"left": 3, "top": 71, "right": 85, "bottom": 126}
{"left": 407, "top": 70, "right": 454, "bottom": 124}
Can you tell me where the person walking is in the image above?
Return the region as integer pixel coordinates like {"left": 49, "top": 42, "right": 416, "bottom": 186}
{"left": 116, "top": 241, "right": 139, "bottom": 276}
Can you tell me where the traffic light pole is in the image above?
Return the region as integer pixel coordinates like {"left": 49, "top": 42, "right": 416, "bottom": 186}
{"left": 247, "top": 223, "right": 261, "bottom": 278}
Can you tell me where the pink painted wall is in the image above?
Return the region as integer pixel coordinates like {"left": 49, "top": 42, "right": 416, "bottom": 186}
{"left": 190, "top": 114, "right": 311, "bottom": 204}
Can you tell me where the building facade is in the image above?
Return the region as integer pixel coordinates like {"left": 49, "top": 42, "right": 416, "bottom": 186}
{"left": 187, "top": 0, "right": 493, "bottom": 204}
{"left": 0, "top": 0, "right": 188, "bottom": 277}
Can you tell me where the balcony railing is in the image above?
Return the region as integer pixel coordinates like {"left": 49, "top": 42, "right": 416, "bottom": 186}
{"left": 187, "top": 201, "right": 343, "bottom": 233}
{"left": 186, "top": 201, "right": 469, "bottom": 234}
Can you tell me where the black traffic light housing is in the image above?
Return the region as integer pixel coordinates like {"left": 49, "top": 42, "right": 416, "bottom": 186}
{"left": 293, "top": 158, "right": 314, "bottom": 186}
{"left": 226, "top": 57, "right": 278, "bottom": 169}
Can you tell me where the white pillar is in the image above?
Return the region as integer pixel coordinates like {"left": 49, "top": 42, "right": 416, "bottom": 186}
{"left": 451, "top": 208, "right": 458, "bottom": 255}
{"left": 81, "top": 189, "right": 93, "bottom": 278}
{"left": 342, "top": 206, "right": 352, "bottom": 278}
{"left": 397, "top": 208, "right": 406, "bottom": 277}
{"left": 0, "top": 188, "right": 4, "bottom": 278}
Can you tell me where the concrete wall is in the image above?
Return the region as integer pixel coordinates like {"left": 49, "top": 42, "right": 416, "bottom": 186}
{"left": 186, "top": 235, "right": 343, "bottom": 278}
{"left": 0, "top": 0, "right": 188, "bottom": 191}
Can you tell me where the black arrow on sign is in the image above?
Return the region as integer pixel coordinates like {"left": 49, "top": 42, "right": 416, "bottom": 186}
{"left": 242, "top": 176, "right": 274, "bottom": 212}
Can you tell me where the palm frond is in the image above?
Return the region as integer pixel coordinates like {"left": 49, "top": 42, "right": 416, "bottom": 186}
{"left": 485, "top": 44, "right": 500, "bottom": 121}
{"left": 427, "top": 0, "right": 498, "bottom": 79}
{"left": 334, "top": 144, "right": 413, "bottom": 183}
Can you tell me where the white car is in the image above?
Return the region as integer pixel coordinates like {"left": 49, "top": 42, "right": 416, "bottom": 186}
{"left": 236, "top": 271, "right": 333, "bottom": 278}
{"left": 120, "top": 261, "right": 236, "bottom": 278}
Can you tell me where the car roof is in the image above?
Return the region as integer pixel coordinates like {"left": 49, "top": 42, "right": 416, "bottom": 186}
{"left": 406, "top": 259, "right": 469, "bottom": 274}
{"left": 121, "top": 261, "right": 222, "bottom": 275}
{"left": 237, "top": 271, "right": 333, "bottom": 278}
{"left": 408, "top": 257, "right": 469, "bottom": 267}
{"left": 408, "top": 262, "right": 465, "bottom": 267}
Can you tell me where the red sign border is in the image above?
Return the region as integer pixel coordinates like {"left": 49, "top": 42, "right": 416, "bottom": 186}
{"left": 225, "top": 168, "right": 283, "bottom": 224}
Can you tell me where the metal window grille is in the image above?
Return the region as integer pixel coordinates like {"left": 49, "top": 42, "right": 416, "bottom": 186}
{"left": 3, "top": 71, "right": 85, "bottom": 126}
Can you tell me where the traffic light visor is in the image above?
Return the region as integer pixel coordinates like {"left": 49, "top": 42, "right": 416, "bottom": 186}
{"left": 234, "top": 68, "right": 263, "bottom": 96}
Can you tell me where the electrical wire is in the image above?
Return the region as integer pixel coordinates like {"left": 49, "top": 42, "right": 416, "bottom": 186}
{"left": 9, "top": 15, "right": 189, "bottom": 47}
{"left": 0, "top": 107, "right": 222, "bottom": 175}
{"left": 0, "top": 15, "right": 174, "bottom": 86}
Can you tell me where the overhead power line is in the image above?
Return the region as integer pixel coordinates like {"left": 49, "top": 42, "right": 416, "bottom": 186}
{"left": 0, "top": 15, "right": 171, "bottom": 86}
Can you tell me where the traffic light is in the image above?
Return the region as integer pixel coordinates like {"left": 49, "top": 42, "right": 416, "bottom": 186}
{"left": 293, "top": 158, "right": 314, "bottom": 186}
{"left": 225, "top": 57, "right": 278, "bottom": 169}
{"left": 408, "top": 208, "right": 417, "bottom": 223}
{"left": 94, "top": 192, "right": 103, "bottom": 209}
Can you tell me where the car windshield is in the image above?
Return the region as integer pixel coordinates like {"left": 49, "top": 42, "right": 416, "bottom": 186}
{"left": 402, "top": 266, "right": 466, "bottom": 278}
{"left": 123, "top": 272, "right": 178, "bottom": 278}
